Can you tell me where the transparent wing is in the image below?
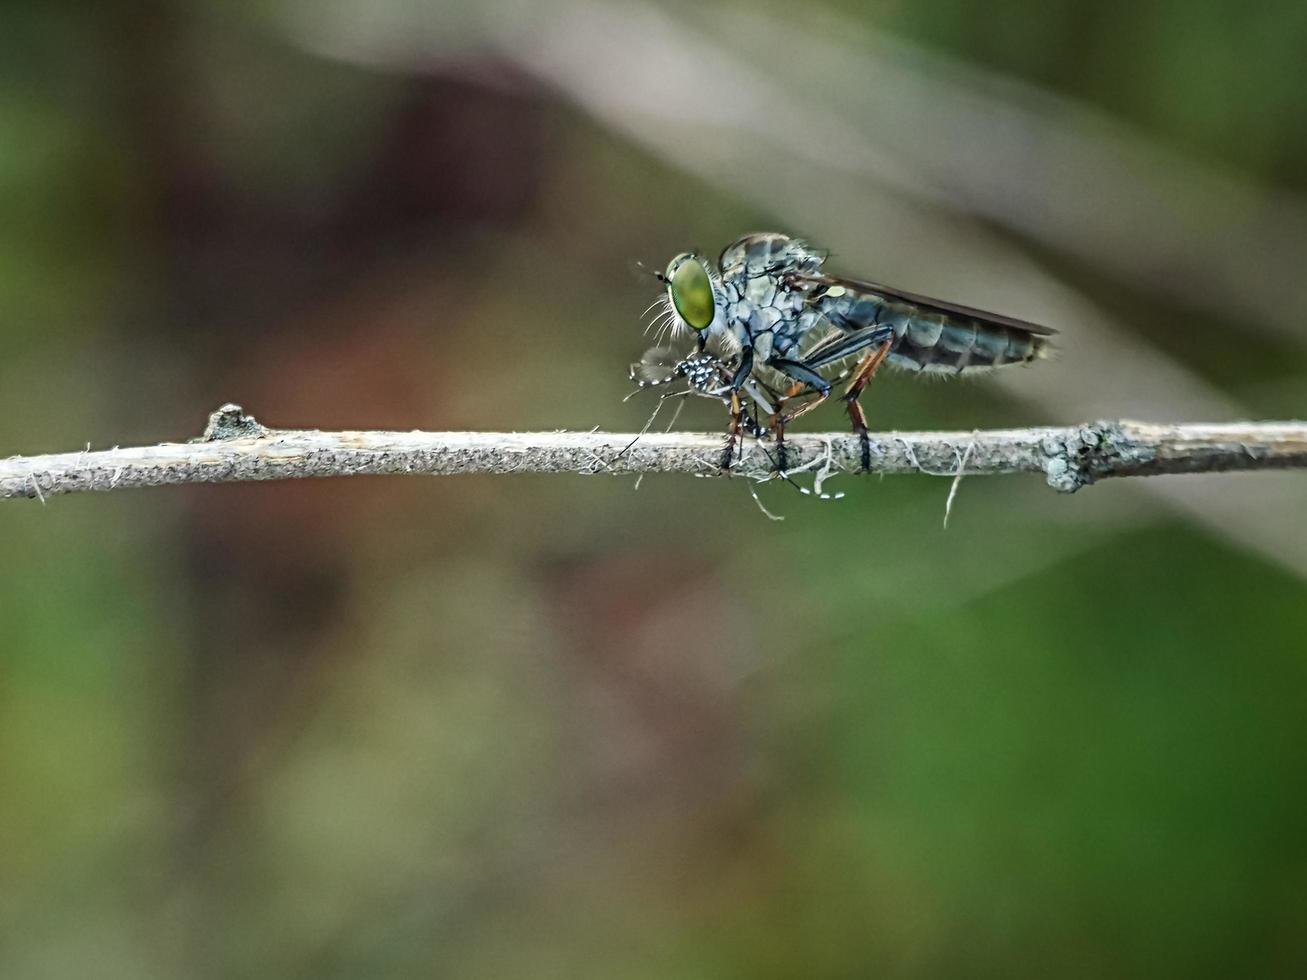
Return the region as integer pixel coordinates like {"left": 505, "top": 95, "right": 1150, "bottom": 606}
{"left": 793, "top": 271, "right": 1056, "bottom": 337}
{"left": 630, "top": 346, "right": 685, "bottom": 386}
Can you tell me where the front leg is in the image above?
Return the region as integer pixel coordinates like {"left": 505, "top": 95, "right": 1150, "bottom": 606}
{"left": 723, "top": 391, "right": 746, "bottom": 470}
{"left": 727, "top": 343, "right": 754, "bottom": 392}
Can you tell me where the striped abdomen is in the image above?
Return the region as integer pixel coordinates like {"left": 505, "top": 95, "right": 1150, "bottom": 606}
{"left": 887, "top": 309, "right": 1049, "bottom": 374}
{"left": 811, "top": 281, "right": 1053, "bottom": 376}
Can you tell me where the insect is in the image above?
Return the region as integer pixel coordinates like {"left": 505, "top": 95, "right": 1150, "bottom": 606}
{"left": 642, "top": 232, "right": 1054, "bottom": 470}
{"left": 627, "top": 343, "right": 848, "bottom": 505}
{"left": 628, "top": 340, "right": 779, "bottom": 441}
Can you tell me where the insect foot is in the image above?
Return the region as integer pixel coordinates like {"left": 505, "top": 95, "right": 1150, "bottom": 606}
{"left": 856, "top": 432, "right": 872, "bottom": 472}
{"left": 720, "top": 434, "right": 739, "bottom": 473}
{"left": 774, "top": 438, "right": 790, "bottom": 476}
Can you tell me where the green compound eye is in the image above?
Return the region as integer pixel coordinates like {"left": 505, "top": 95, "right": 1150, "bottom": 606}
{"left": 666, "top": 254, "right": 715, "bottom": 331}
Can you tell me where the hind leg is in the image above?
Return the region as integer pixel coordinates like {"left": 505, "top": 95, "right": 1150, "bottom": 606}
{"left": 842, "top": 341, "right": 894, "bottom": 471}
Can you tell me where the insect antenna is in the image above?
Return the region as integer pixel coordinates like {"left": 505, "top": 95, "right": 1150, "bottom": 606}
{"left": 631, "top": 260, "right": 668, "bottom": 284}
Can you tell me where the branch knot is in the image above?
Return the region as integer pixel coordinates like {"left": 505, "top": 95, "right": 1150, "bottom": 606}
{"left": 199, "top": 404, "right": 268, "bottom": 442}
{"left": 1040, "top": 421, "right": 1150, "bottom": 492}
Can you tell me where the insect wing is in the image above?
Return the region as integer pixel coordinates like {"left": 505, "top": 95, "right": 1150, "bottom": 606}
{"left": 795, "top": 272, "right": 1055, "bottom": 337}
{"left": 630, "top": 346, "right": 685, "bottom": 386}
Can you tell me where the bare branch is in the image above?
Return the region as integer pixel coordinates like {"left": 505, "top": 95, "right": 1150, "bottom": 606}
{"left": 2, "top": 404, "right": 1305, "bottom": 501}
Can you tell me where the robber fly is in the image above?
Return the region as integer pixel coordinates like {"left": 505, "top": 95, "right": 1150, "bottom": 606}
{"left": 642, "top": 232, "right": 1054, "bottom": 470}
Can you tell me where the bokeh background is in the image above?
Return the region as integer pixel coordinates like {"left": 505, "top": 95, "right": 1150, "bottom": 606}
{"left": 4, "top": 1, "right": 1307, "bottom": 976}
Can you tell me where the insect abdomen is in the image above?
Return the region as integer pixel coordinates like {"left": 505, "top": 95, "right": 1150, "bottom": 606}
{"left": 889, "top": 313, "right": 1047, "bottom": 374}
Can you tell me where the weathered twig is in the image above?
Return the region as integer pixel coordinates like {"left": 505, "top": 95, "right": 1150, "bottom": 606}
{"left": 2, "top": 404, "right": 1305, "bottom": 501}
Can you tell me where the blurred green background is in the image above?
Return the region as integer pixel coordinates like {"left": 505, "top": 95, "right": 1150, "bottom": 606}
{"left": 3, "top": 1, "right": 1307, "bottom": 977}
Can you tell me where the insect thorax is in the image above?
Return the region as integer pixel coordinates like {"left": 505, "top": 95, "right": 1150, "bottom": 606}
{"left": 721, "top": 269, "right": 821, "bottom": 363}
{"left": 718, "top": 232, "right": 825, "bottom": 280}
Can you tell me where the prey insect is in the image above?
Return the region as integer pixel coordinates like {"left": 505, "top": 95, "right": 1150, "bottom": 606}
{"left": 628, "top": 341, "right": 779, "bottom": 441}
{"left": 627, "top": 343, "right": 846, "bottom": 504}
{"left": 638, "top": 232, "right": 1055, "bottom": 471}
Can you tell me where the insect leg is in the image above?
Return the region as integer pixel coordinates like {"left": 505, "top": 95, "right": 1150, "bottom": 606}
{"left": 842, "top": 340, "right": 894, "bottom": 471}
{"left": 613, "top": 386, "right": 696, "bottom": 464}
{"left": 724, "top": 390, "right": 746, "bottom": 470}
{"left": 769, "top": 380, "right": 805, "bottom": 473}
{"left": 727, "top": 343, "right": 755, "bottom": 390}
{"left": 720, "top": 344, "right": 755, "bottom": 470}
{"left": 766, "top": 358, "right": 832, "bottom": 473}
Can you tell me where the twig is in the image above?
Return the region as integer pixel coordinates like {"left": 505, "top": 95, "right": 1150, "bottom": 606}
{"left": 2, "top": 404, "right": 1305, "bottom": 501}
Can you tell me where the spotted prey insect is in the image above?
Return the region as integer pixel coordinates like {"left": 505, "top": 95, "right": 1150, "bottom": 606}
{"left": 628, "top": 342, "right": 780, "bottom": 440}
{"left": 627, "top": 343, "right": 847, "bottom": 504}
{"left": 643, "top": 232, "right": 1054, "bottom": 470}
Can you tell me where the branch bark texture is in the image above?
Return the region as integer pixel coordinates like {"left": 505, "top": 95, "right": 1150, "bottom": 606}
{"left": 2, "top": 405, "right": 1305, "bottom": 501}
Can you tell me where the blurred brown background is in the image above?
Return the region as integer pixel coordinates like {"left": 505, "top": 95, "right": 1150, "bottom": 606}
{"left": 3, "top": 1, "right": 1307, "bottom": 977}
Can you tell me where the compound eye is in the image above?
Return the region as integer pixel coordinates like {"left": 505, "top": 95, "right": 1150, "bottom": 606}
{"left": 666, "top": 254, "right": 715, "bottom": 331}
